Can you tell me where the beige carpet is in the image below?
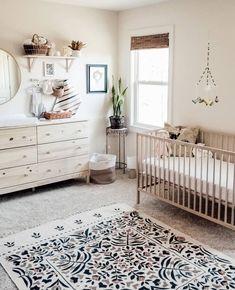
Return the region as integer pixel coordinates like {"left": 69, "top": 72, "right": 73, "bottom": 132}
{"left": 0, "top": 172, "right": 235, "bottom": 289}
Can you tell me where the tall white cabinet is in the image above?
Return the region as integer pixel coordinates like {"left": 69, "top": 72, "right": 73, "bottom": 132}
{"left": 0, "top": 119, "right": 89, "bottom": 195}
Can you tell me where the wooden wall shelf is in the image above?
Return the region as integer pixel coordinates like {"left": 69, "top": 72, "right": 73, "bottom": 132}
{"left": 23, "top": 55, "right": 78, "bottom": 72}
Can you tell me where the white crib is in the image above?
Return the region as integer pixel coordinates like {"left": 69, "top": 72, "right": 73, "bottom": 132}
{"left": 137, "top": 128, "right": 235, "bottom": 230}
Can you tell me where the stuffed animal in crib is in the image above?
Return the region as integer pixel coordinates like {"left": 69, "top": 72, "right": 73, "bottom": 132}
{"left": 155, "top": 129, "right": 172, "bottom": 158}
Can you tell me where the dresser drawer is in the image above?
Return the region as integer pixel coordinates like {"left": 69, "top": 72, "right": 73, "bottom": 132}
{"left": 38, "top": 156, "right": 89, "bottom": 180}
{"left": 38, "top": 138, "right": 88, "bottom": 162}
{"left": 0, "top": 146, "right": 37, "bottom": 170}
{"left": 0, "top": 164, "right": 37, "bottom": 188}
{"left": 0, "top": 127, "right": 36, "bottom": 149}
{"left": 37, "top": 121, "right": 88, "bottom": 144}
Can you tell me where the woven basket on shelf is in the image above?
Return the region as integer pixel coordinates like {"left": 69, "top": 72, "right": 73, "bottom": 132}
{"left": 23, "top": 34, "right": 50, "bottom": 55}
{"left": 23, "top": 44, "right": 49, "bottom": 55}
{"left": 43, "top": 111, "right": 72, "bottom": 120}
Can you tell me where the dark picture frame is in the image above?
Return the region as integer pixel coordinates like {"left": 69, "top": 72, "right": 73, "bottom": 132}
{"left": 86, "top": 64, "right": 108, "bottom": 93}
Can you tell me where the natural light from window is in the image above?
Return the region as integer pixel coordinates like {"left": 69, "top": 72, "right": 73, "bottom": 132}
{"left": 131, "top": 47, "right": 169, "bottom": 128}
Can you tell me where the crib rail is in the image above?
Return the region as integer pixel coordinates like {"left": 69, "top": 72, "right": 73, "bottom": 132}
{"left": 137, "top": 132, "right": 235, "bottom": 230}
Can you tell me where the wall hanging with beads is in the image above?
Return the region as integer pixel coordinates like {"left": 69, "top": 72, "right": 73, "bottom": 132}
{"left": 192, "top": 42, "right": 219, "bottom": 106}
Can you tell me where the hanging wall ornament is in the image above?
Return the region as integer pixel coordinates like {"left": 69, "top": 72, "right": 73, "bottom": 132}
{"left": 192, "top": 42, "right": 219, "bottom": 106}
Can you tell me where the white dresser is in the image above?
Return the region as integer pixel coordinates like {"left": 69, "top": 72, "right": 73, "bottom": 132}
{"left": 0, "top": 119, "right": 89, "bottom": 195}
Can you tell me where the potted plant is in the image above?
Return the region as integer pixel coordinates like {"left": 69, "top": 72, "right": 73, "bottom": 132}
{"left": 68, "top": 40, "right": 86, "bottom": 57}
{"left": 110, "top": 77, "right": 128, "bottom": 129}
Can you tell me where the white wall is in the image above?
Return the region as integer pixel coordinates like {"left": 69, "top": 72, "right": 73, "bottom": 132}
{"left": 118, "top": 0, "right": 235, "bottom": 155}
{"left": 0, "top": 0, "right": 118, "bottom": 154}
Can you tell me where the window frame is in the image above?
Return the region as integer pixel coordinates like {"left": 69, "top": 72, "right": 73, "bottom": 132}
{"left": 129, "top": 26, "right": 174, "bottom": 130}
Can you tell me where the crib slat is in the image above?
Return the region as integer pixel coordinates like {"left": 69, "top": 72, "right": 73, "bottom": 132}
{"left": 145, "top": 136, "right": 148, "bottom": 192}
{"left": 163, "top": 139, "right": 166, "bottom": 198}
{"left": 149, "top": 136, "right": 153, "bottom": 194}
{"left": 158, "top": 139, "right": 161, "bottom": 197}
{"left": 224, "top": 154, "right": 229, "bottom": 224}
{"left": 188, "top": 145, "right": 192, "bottom": 209}
{"left": 177, "top": 144, "right": 181, "bottom": 204}
{"left": 193, "top": 146, "right": 197, "bottom": 211}
{"left": 218, "top": 154, "right": 223, "bottom": 221}
{"left": 199, "top": 148, "right": 203, "bottom": 214}
{"left": 173, "top": 143, "right": 176, "bottom": 203}
{"left": 154, "top": 138, "right": 157, "bottom": 196}
{"left": 167, "top": 141, "right": 170, "bottom": 201}
{"left": 183, "top": 145, "right": 186, "bottom": 207}
{"left": 138, "top": 134, "right": 142, "bottom": 203}
{"left": 140, "top": 135, "right": 144, "bottom": 192}
{"left": 212, "top": 152, "right": 216, "bottom": 219}
{"left": 232, "top": 161, "right": 235, "bottom": 225}
{"left": 205, "top": 148, "right": 209, "bottom": 216}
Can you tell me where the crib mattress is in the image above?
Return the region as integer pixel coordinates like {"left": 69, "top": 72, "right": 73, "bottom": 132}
{"left": 143, "top": 157, "right": 235, "bottom": 204}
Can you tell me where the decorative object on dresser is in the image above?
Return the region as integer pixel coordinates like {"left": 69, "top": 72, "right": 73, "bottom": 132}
{"left": 109, "top": 77, "right": 128, "bottom": 129}
{"left": 86, "top": 64, "right": 108, "bottom": 93}
{"left": 43, "top": 111, "right": 72, "bottom": 120}
{"left": 1, "top": 204, "right": 235, "bottom": 290}
{"left": 0, "top": 119, "right": 89, "bottom": 195}
{"left": 0, "top": 48, "right": 21, "bottom": 105}
{"left": 53, "top": 79, "right": 81, "bottom": 115}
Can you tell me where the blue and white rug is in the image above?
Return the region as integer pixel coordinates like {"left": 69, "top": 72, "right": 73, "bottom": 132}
{"left": 0, "top": 204, "right": 234, "bottom": 290}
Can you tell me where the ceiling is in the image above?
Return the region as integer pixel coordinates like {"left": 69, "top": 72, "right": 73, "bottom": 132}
{"left": 41, "top": 0, "right": 168, "bottom": 11}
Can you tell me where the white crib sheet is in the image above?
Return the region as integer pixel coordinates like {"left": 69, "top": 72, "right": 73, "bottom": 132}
{"left": 143, "top": 157, "right": 235, "bottom": 204}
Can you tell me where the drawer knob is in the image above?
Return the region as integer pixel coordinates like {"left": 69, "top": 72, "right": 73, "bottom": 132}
{"left": 77, "top": 146, "right": 81, "bottom": 149}
{"left": 22, "top": 136, "right": 26, "bottom": 139}
{"left": 78, "top": 163, "right": 82, "bottom": 166}
{"left": 46, "top": 133, "right": 51, "bottom": 136}
{"left": 24, "top": 174, "right": 28, "bottom": 177}
{"left": 2, "top": 172, "right": 6, "bottom": 175}
{"left": 47, "top": 169, "right": 51, "bottom": 172}
{"left": 23, "top": 155, "right": 27, "bottom": 159}
{"left": 46, "top": 151, "right": 50, "bottom": 155}
{"left": 9, "top": 137, "right": 14, "bottom": 141}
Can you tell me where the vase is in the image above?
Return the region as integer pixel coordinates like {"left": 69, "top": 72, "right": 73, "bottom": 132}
{"left": 72, "top": 50, "right": 81, "bottom": 57}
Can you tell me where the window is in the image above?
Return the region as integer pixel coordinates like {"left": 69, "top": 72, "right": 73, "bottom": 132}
{"left": 130, "top": 32, "right": 171, "bottom": 128}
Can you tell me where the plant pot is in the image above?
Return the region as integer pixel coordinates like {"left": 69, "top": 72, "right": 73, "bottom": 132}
{"left": 109, "top": 116, "right": 125, "bottom": 129}
{"left": 72, "top": 50, "right": 81, "bottom": 57}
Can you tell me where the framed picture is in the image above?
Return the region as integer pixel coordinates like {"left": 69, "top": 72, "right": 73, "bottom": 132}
{"left": 43, "top": 62, "right": 55, "bottom": 77}
{"left": 86, "top": 64, "right": 108, "bottom": 93}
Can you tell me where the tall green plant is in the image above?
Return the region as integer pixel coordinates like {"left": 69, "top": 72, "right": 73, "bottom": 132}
{"left": 111, "top": 77, "right": 128, "bottom": 117}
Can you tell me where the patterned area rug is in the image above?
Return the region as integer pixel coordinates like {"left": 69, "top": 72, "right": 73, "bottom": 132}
{"left": 0, "top": 204, "right": 234, "bottom": 290}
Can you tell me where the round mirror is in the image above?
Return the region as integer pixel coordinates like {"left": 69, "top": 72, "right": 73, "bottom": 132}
{"left": 0, "top": 49, "right": 21, "bottom": 105}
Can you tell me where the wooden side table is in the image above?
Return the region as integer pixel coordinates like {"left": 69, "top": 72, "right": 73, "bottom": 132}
{"left": 106, "top": 127, "right": 128, "bottom": 173}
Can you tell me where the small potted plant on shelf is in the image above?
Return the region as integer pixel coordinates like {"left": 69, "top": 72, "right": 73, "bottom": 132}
{"left": 110, "top": 77, "right": 128, "bottom": 129}
{"left": 68, "top": 40, "right": 86, "bottom": 57}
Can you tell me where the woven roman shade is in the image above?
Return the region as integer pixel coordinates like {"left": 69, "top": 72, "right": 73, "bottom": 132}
{"left": 131, "top": 33, "right": 169, "bottom": 50}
